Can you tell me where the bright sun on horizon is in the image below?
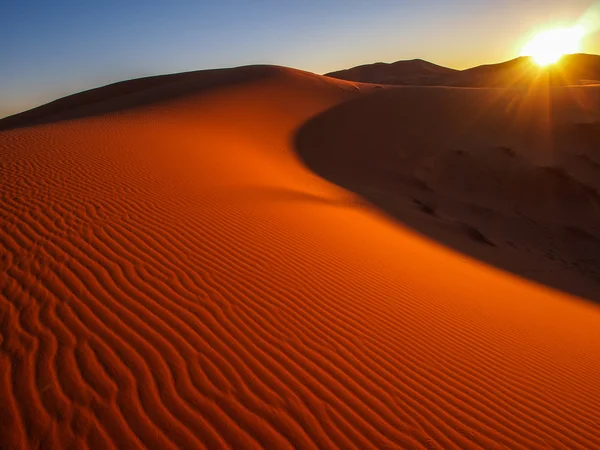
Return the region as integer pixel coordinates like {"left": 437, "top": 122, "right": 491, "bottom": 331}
{"left": 521, "top": 25, "right": 585, "bottom": 67}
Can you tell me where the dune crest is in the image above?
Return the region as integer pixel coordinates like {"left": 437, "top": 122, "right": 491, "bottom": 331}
{"left": 326, "top": 53, "right": 600, "bottom": 87}
{"left": 1, "top": 66, "right": 600, "bottom": 449}
{"left": 325, "top": 59, "right": 458, "bottom": 85}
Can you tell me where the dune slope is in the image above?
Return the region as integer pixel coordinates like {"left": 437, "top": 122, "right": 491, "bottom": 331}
{"left": 326, "top": 54, "right": 600, "bottom": 87}
{"left": 296, "top": 83, "right": 600, "bottom": 304}
{"left": 325, "top": 59, "right": 457, "bottom": 85}
{"left": 1, "top": 66, "right": 600, "bottom": 449}
{"left": 445, "top": 54, "right": 600, "bottom": 87}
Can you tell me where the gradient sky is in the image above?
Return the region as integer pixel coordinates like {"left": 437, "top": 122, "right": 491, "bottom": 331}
{"left": 2, "top": 0, "right": 600, "bottom": 118}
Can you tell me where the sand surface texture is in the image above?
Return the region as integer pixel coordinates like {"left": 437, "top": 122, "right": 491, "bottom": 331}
{"left": 1, "top": 66, "right": 600, "bottom": 449}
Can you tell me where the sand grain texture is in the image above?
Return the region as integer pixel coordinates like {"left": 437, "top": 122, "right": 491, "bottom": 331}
{"left": 1, "top": 66, "right": 600, "bottom": 449}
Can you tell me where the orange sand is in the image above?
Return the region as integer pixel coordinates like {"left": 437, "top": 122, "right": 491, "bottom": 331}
{"left": 1, "top": 66, "right": 600, "bottom": 449}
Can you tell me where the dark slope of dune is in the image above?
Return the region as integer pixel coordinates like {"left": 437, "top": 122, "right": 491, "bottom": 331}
{"left": 326, "top": 53, "right": 600, "bottom": 87}
{"left": 1, "top": 65, "right": 600, "bottom": 449}
{"left": 325, "top": 59, "right": 457, "bottom": 85}
{"left": 0, "top": 71, "right": 200, "bottom": 131}
{"left": 0, "top": 65, "right": 340, "bottom": 131}
{"left": 445, "top": 53, "right": 600, "bottom": 87}
{"left": 295, "top": 83, "right": 600, "bottom": 303}
{"left": 442, "top": 57, "right": 542, "bottom": 87}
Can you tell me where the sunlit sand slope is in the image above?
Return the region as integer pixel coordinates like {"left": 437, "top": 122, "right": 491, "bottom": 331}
{"left": 1, "top": 66, "right": 600, "bottom": 449}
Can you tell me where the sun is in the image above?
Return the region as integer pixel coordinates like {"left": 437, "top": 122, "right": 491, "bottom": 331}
{"left": 521, "top": 25, "right": 584, "bottom": 66}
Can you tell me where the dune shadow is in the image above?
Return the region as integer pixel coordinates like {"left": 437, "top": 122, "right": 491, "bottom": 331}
{"left": 294, "top": 86, "right": 600, "bottom": 303}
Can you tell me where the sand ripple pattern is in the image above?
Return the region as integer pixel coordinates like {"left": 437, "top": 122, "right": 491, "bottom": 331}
{"left": 1, "top": 72, "right": 600, "bottom": 449}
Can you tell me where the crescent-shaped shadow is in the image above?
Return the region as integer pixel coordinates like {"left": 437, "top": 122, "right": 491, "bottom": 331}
{"left": 294, "top": 84, "right": 600, "bottom": 303}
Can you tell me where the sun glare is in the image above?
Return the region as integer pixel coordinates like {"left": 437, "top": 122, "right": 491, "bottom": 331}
{"left": 521, "top": 25, "right": 584, "bottom": 66}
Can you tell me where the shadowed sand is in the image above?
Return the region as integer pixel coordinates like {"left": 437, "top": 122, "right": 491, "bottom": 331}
{"left": 295, "top": 82, "right": 600, "bottom": 303}
{"left": 1, "top": 65, "right": 600, "bottom": 449}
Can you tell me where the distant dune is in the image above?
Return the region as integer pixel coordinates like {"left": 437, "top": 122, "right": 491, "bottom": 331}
{"left": 1, "top": 64, "right": 600, "bottom": 449}
{"left": 325, "top": 59, "right": 457, "bottom": 85}
{"left": 326, "top": 53, "right": 600, "bottom": 87}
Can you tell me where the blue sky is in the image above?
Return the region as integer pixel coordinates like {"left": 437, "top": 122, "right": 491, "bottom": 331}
{"left": 1, "top": 0, "right": 598, "bottom": 117}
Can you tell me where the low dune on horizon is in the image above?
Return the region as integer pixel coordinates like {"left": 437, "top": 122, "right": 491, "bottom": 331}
{"left": 325, "top": 53, "right": 600, "bottom": 87}
{"left": 2, "top": 61, "right": 600, "bottom": 449}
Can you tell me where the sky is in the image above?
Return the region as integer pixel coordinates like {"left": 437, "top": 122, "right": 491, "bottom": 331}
{"left": 2, "top": 0, "right": 600, "bottom": 118}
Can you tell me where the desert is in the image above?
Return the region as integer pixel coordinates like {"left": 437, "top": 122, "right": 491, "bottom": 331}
{"left": 2, "top": 3, "right": 600, "bottom": 449}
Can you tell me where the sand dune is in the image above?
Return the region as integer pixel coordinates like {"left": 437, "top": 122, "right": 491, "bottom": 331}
{"left": 326, "top": 53, "right": 600, "bottom": 87}
{"left": 325, "top": 59, "right": 457, "bottom": 86}
{"left": 1, "top": 66, "right": 600, "bottom": 449}
{"left": 445, "top": 54, "right": 600, "bottom": 87}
